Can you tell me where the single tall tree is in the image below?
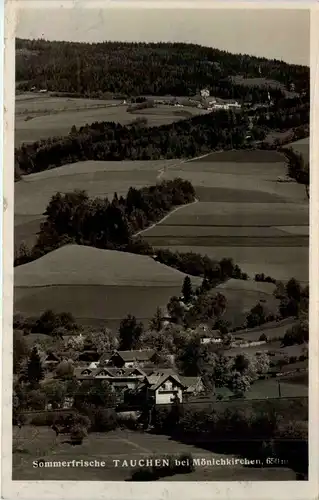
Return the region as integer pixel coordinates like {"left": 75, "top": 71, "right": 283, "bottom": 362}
{"left": 119, "top": 315, "right": 143, "bottom": 350}
{"left": 27, "top": 347, "right": 44, "bottom": 386}
{"left": 182, "top": 276, "right": 193, "bottom": 304}
{"left": 149, "top": 307, "right": 164, "bottom": 332}
{"left": 167, "top": 296, "right": 185, "bottom": 324}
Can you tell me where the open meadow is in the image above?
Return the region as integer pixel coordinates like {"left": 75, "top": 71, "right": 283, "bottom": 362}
{"left": 14, "top": 149, "right": 309, "bottom": 325}
{"left": 142, "top": 151, "right": 309, "bottom": 283}
{"left": 14, "top": 245, "right": 202, "bottom": 326}
{"left": 12, "top": 426, "right": 297, "bottom": 481}
{"left": 15, "top": 93, "right": 208, "bottom": 146}
{"left": 213, "top": 278, "right": 278, "bottom": 328}
{"left": 14, "top": 159, "right": 183, "bottom": 248}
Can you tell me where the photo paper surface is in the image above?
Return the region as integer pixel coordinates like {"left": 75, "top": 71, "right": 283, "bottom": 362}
{"left": 2, "top": 2, "right": 318, "bottom": 499}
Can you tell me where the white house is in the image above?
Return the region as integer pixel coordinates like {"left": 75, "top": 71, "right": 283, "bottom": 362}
{"left": 200, "top": 88, "right": 210, "bottom": 98}
{"left": 144, "top": 369, "right": 205, "bottom": 404}
{"left": 146, "top": 372, "right": 184, "bottom": 405}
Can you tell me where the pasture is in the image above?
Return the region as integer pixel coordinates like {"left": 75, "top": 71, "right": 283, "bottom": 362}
{"left": 233, "top": 318, "right": 297, "bottom": 342}
{"left": 244, "top": 378, "right": 308, "bottom": 399}
{"left": 226, "top": 340, "right": 308, "bottom": 361}
{"left": 14, "top": 149, "right": 309, "bottom": 327}
{"left": 14, "top": 245, "right": 201, "bottom": 326}
{"left": 213, "top": 279, "right": 278, "bottom": 327}
{"left": 143, "top": 153, "right": 309, "bottom": 283}
{"left": 15, "top": 94, "right": 208, "bottom": 146}
{"left": 14, "top": 159, "right": 183, "bottom": 248}
{"left": 12, "top": 426, "right": 296, "bottom": 481}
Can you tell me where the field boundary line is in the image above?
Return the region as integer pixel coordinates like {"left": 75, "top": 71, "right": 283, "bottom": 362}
{"left": 116, "top": 435, "right": 153, "bottom": 454}
{"left": 135, "top": 198, "right": 199, "bottom": 237}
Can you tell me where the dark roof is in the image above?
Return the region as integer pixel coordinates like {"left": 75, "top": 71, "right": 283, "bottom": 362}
{"left": 149, "top": 373, "right": 185, "bottom": 391}
{"left": 77, "top": 350, "right": 101, "bottom": 361}
{"left": 112, "top": 349, "right": 156, "bottom": 362}
{"left": 98, "top": 352, "right": 113, "bottom": 364}
{"left": 45, "top": 352, "right": 60, "bottom": 361}
{"left": 74, "top": 366, "right": 146, "bottom": 379}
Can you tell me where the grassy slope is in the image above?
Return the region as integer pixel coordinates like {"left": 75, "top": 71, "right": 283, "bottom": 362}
{"left": 13, "top": 426, "right": 296, "bottom": 481}
{"left": 14, "top": 245, "right": 202, "bottom": 324}
{"left": 144, "top": 153, "right": 308, "bottom": 282}
{"left": 15, "top": 94, "right": 207, "bottom": 146}
{"left": 14, "top": 159, "right": 184, "bottom": 248}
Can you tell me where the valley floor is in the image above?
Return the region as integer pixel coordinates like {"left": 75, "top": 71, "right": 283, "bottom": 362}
{"left": 13, "top": 426, "right": 297, "bottom": 481}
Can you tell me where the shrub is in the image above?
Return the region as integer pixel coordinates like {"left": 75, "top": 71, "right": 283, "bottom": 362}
{"left": 90, "top": 409, "right": 118, "bottom": 432}
{"left": 289, "top": 356, "right": 298, "bottom": 364}
{"left": 54, "top": 411, "right": 91, "bottom": 430}
{"left": 117, "top": 414, "right": 138, "bottom": 430}
{"left": 259, "top": 333, "right": 268, "bottom": 342}
{"left": 70, "top": 424, "right": 87, "bottom": 445}
{"left": 30, "top": 413, "right": 55, "bottom": 426}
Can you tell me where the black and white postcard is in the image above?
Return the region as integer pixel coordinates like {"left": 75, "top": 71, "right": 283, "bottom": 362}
{"left": 1, "top": 2, "right": 318, "bottom": 499}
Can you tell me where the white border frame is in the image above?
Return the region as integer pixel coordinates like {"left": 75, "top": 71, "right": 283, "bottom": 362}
{"left": 2, "top": 2, "right": 318, "bottom": 499}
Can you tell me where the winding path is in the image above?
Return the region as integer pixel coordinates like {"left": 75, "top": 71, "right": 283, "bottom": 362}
{"left": 135, "top": 198, "right": 198, "bottom": 237}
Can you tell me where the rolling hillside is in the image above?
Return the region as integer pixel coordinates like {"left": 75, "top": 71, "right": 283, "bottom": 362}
{"left": 14, "top": 245, "right": 202, "bottom": 327}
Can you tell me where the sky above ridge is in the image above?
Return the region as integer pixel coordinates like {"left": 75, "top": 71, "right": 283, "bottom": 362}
{"left": 16, "top": 7, "right": 310, "bottom": 66}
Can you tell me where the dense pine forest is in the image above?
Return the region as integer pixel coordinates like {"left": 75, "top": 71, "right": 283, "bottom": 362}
{"left": 15, "top": 112, "right": 249, "bottom": 174}
{"left": 16, "top": 39, "right": 309, "bottom": 98}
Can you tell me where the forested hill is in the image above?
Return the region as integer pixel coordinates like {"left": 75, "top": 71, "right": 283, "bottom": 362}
{"left": 16, "top": 39, "right": 309, "bottom": 97}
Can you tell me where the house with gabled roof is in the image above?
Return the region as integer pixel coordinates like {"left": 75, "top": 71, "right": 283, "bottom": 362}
{"left": 39, "top": 351, "right": 61, "bottom": 371}
{"left": 109, "top": 349, "right": 157, "bottom": 368}
{"left": 145, "top": 370, "right": 185, "bottom": 405}
{"left": 179, "top": 376, "right": 205, "bottom": 395}
{"left": 74, "top": 365, "right": 147, "bottom": 391}
{"left": 98, "top": 352, "right": 113, "bottom": 366}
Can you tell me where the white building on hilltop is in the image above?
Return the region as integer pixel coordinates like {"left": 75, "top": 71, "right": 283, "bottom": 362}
{"left": 200, "top": 88, "right": 210, "bottom": 98}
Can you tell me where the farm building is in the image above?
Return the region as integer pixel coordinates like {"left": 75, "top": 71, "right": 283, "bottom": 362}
{"left": 179, "top": 376, "right": 205, "bottom": 395}
{"left": 189, "top": 324, "right": 222, "bottom": 344}
{"left": 109, "top": 349, "right": 157, "bottom": 368}
{"left": 200, "top": 88, "right": 210, "bottom": 98}
{"left": 74, "top": 366, "right": 147, "bottom": 391}
{"left": 41, "top": 351, "right": 61, "bottom": 370}
{"left": 97, "top": 351, "right": 113, "bottom": 366}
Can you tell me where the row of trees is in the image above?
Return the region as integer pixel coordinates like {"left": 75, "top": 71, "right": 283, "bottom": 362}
{"left": 274, "top": 279, "right": 309, "bottom": 319}
{"left": 152, "top": 399, "right": 308, "bottom": 476}
{"left": 16, "top": 39, "right": 309, "bottom": 98}
{"left": 14, "top": 186, "right": 250, "bottom": 288}
{"left": 15, "top": 180, "right": 195, "bottom": 264}
{"left": 281, "top": 147, "right": 309, "bottom": 197}
{"left": 14, "top": 309, "right": 79, "bottom": 336}
{"left": 253, "top": 100, "right": 309, "bottom": 132}
{"left": 15, "top": 110, "right": 249, "bottom": 175}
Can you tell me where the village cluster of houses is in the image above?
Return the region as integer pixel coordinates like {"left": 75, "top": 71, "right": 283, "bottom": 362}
{"left": 44, "top": 348, "right": 204, "bottom": 407}
{"left": 37, "top": 318, "right": 307, "bottom": 411}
